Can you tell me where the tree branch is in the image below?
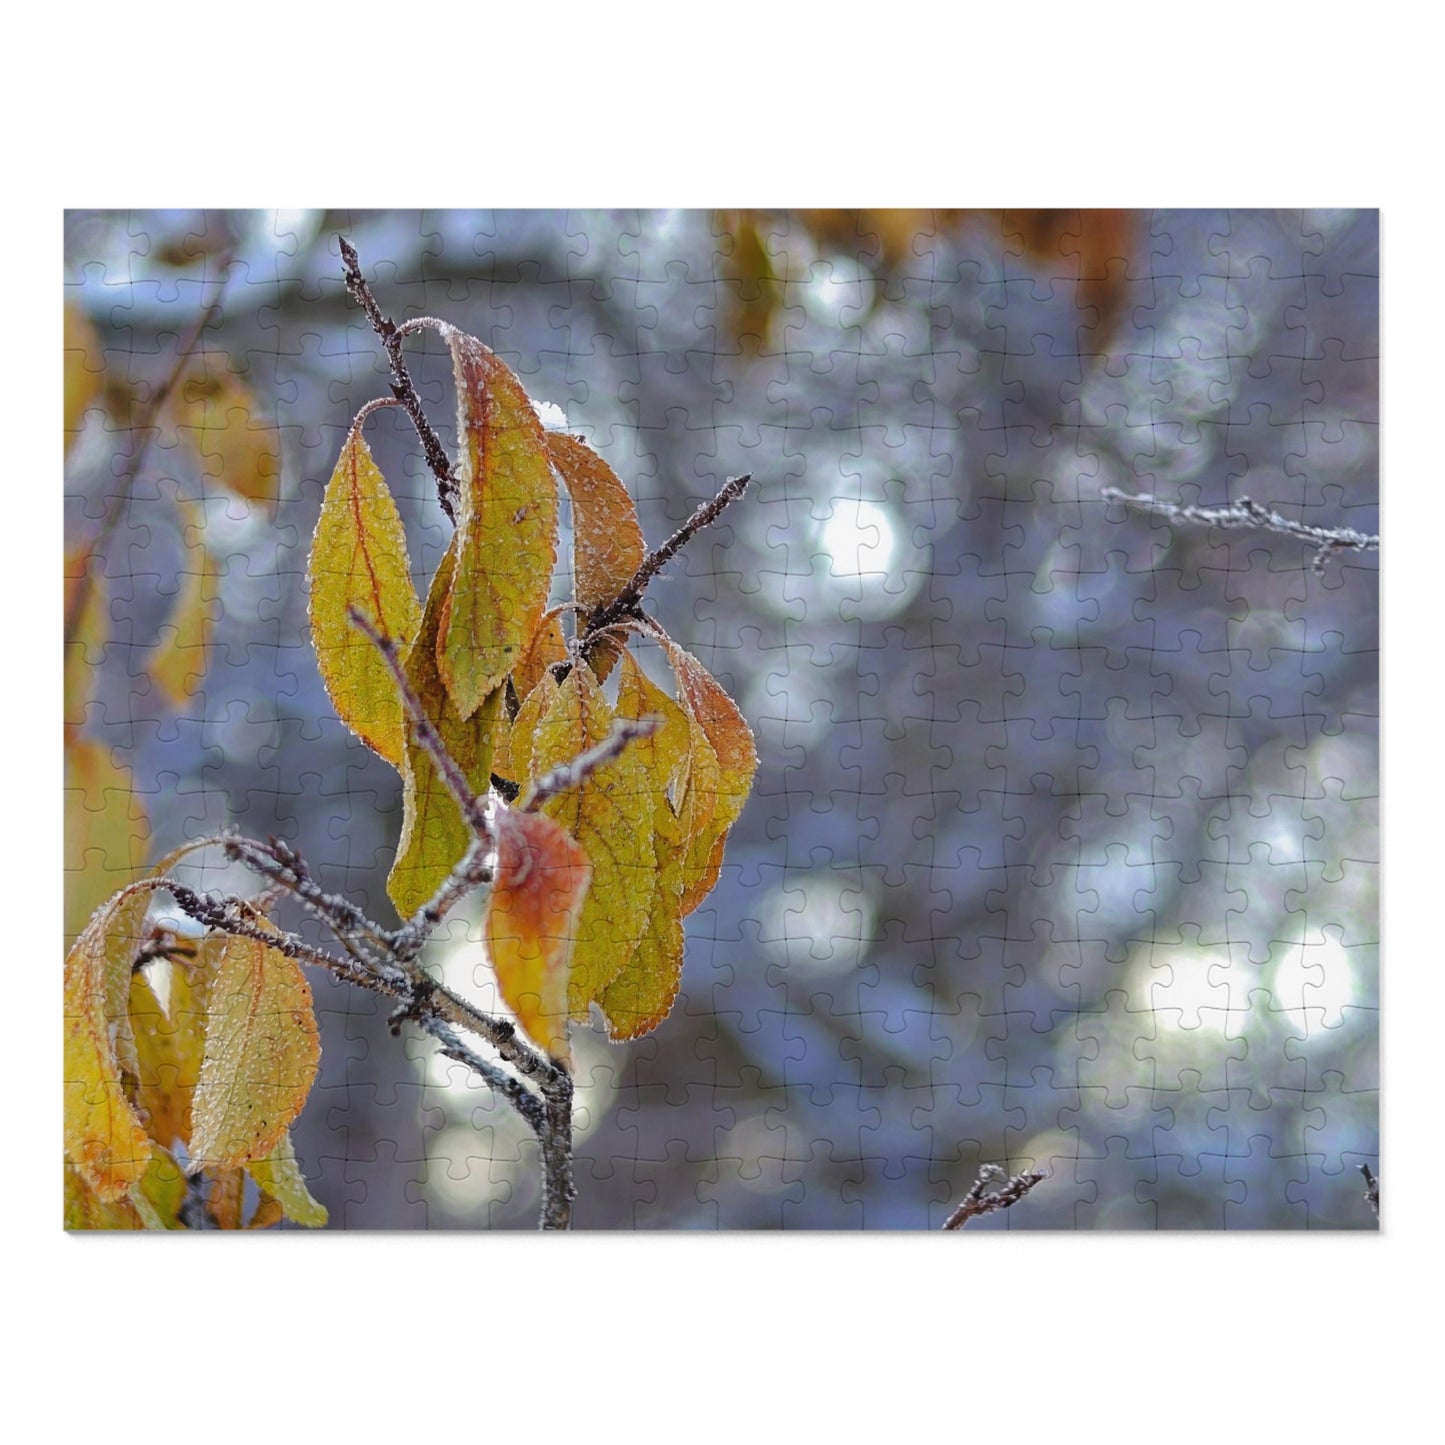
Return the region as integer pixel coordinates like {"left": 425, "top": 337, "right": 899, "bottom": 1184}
{"left": 943, "top": 1163, "right": 1049, "bottom": 1230}
{"left": 338, "top": 236, "right": 461, "bottom": 524}
{"left": 1360, "top": 1162, "right": 1380, "bottom": 1218}
{"left": 1102, "top": 486, "right": 1379, "bottom": 575}
{"left": 580, "top": 472, "right": 752, "bottom": 655}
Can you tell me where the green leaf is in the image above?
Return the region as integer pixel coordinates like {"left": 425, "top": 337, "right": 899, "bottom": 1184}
{"left": 437, "top": 328, "right": 559, "bottom": 718}
{"left": 309, "top": 419, "right": 423, "bottom": 767}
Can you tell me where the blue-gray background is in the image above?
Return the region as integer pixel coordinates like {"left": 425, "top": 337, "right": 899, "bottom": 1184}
{"left": 64, "top": 209, "right": 1379, "bottom": 1228}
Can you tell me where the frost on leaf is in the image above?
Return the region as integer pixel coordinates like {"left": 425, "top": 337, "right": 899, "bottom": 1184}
{"left": 437, "top": 328, "right": 559, "bottom": 719}
{"left": 523, "top": 664, "right": 657, "bottom": 1017}
{"left": 485, "top": 805, "right": 592, "bottom": 1063}
{"left": 596, "top": 653, "right": 694, "bottom": 1039}
{"left": 309, "top": 420, "right": 423, "bottom": 768}
{"left": 64, "top": 884, "right": 155, "bottom": 1200}
{"left": 388, "top": 537, "right": 502, "bottom": 916}
{"left": 547, "top": 431, "right": 646, "bottom": 614}
{"left": 246, "top": 1130, "right": 328, "bottom": 1227}
{"left": 188, "top": 931, "right": 320, "bottom": 1171}
{"left": 657, "top": 636, "right": 757, "bottom": 914}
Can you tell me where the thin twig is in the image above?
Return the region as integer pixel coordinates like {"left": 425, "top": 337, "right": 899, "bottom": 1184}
{"left": 346, "top": 606, "right": 491, "bottom": 842}
{"left": 66, "top": 249, "right": 237, "bottom": 647}
{"left": 389, "top": 836, "right": 493, "bottom": 963}
{"left": 338, "top": 236, "right": 460, "bottom": 524}
{"left": 1102, "top": 486, "right": 1379, "bottom": 575}
{"left": 522, "top": 716, "right": 661, "bottom": 813}
{"left": 1360, "top": 1162, "right": 1380, "bottom": 1218}
{"left": 943, "top": 1163, "right": 1049, "bottom": 1230}
{"left": 418, "top": 1014, "right": 545, "bottom": 1134}
{"left": 581, "top": 472, "right": 752, "bottom": 650}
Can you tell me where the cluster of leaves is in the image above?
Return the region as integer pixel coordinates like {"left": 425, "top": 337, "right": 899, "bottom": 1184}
{"left": 309, "top": 320, "right": 756, "bottom": 1060}
{"left": 63, "top": 297, "right": 280, "bottom": 946}
{"left": 64, "top": 293, "right": 302, "bottom": 1226}
{"left": 64, "top": 277, "right": 756, "bottom": 1228}
{"left": 63, "top": 860, "right": 325, "bottom": 1229}
{"left": 712, "top": 208, "right": 1139, "bottom": 347}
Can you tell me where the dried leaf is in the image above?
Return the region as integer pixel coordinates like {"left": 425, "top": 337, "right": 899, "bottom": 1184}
{"left": 64, "top": 302, "right": 104, "bottom": 450}
{"left": 208, "top": 1167, "right": 246, "bottom": 1230}
{"left": 64, "top": 741, "right": 150, "bottom": 955}
{"left": 245, "top": 1130, "right": 328, "bottom": 1228}
{"left": 147, "top": 493, "right": 220, "bottom": 707}
{"left": 485, "top": 805, "right": 592, "bottom": 1062}
{"left": 189, "top": 932, "right": 320, "bottom": 1170}
{"left": 596, "top": 654, "right": 693, "bottom": 1039}
{"left": 171, "top": 362, "right": 281, "bottom": 515}
{"left": 64, "top": 883, "right": 155, "bottom": 1199}
{"left": 438, "top": 329, "right": 559, "bottom": 718}
{"left": 547, "top": 432, "right": 646, "bottom": 615}
{"left": 525, "top": 665, "right": 658, "bottom": 1016}
{"left": 387, "top": 538, "right": 503, "bottom": 917}
{"left": 64, "top": 544, "right": 109, "bottom": 736}
{"left": 309, "top": 420, "right": 423, "bottom": 767}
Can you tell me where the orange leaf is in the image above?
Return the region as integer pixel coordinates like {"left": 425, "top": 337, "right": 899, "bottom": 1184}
{"left": 547, "top": 432, "right": 645, "bottom": 615}
{"left": 188, "top": 932, "right": 320, "bottom": 1170}
{"left": 438, "top": 329, "right": 559, "bottom": 718}
{"left": 485, "top": 804, "right": 591, "bottom": 1063}
{"left": 309, "top": 420, "right": 423, "bottom": 766}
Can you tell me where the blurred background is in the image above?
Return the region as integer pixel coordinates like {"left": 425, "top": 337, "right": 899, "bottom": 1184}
{"left": 63, "top": 208, "right": 1378, "bottom": 1228}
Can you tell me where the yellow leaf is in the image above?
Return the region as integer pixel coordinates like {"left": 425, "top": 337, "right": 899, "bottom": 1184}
{"left": 494, "top": 669, "right": 558, "bottom": 788}
{"left": 64, "top": 1160, "right": 145, "bottom": 1230}
{"left": 246, "top": 1129, "right": 328, "bottom": 1227}
{"left": 133, "top": 1145, "right": 188, "bottom": 1229}
{"left": 511, "top": 604, "right": 568, "bottom": 705}
{"left": 657, "top": 637, "right": 756, "bottom": 913}
{"left": 64, "top": 882, "right": 155, "bottom": 1199}
{"left": 485, "top": 804, "right": 592, "bottom": 1062}
{"left": 147, "top": 493, "right": 219, "bottom": 707}
{"left": 596, "top": 654, "right": 693, "bottom": 1039}
{"left": 387, "top": 538, "right": 503, "bottom": 917}
{"left": 524, "top": 665, "right": 657, "bottom": 1017}
{"left": 189, "top": 932, "right": 320, "bottom": 1170}
{"left": 64, "top": 302, "right": 104, "bottom": 451}
{"left": 127, "top": 935, "right": 223, "bottom": 1150}
{"left": 547, "top": 432, "right": 646, "bottom": 615}
{"left": 438, "top": 329, "right": 559, "bottom": 718}
{"left": 64, "top": 543, "right": 108, "bottom": 736}
{"left": 309, "top": 420, "right": 423, "bottom": 767}
{"left": 64, "top": 741, "right": 149, "bottom": 955}
{"left": 171, "top": 362, "right": 281, "bottom": 515}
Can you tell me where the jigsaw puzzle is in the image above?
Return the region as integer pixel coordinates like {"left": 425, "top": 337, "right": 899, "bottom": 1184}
{"left": 63, "top": 208, "right": 1379, "bottom": 1230}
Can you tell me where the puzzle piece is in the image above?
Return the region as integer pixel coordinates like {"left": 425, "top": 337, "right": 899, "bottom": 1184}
{"left": 63, "top": 208, "right": 1378, "bottom": 1229}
